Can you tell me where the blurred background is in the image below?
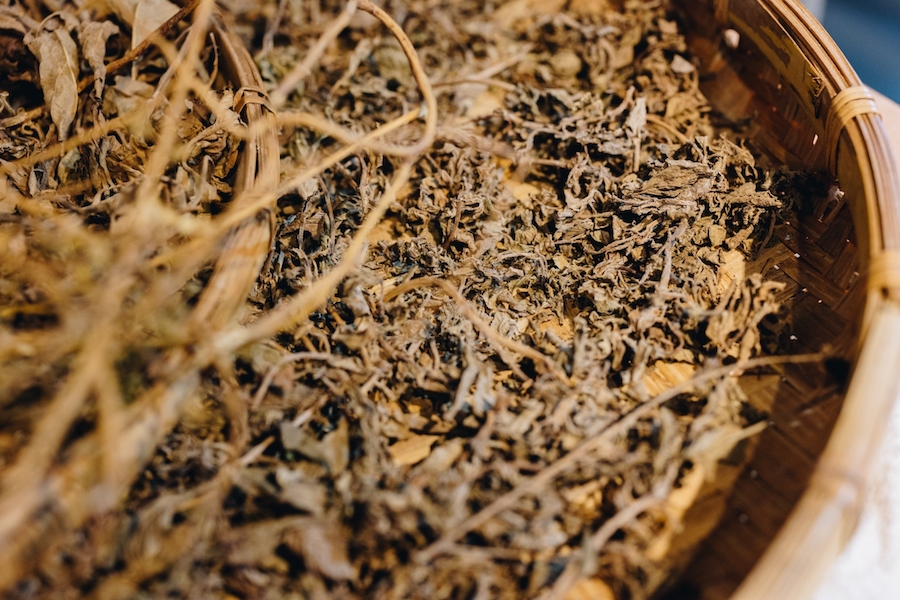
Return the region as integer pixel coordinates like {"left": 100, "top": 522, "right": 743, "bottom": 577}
{"left": 804, "top": 0, "right": 900, "bottom": 101}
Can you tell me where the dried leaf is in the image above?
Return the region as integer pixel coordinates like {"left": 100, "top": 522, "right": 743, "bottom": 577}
{"left": 0, "top": 9, "right": 28, "bottom": 35}
{"left": 685, "top": 421, "right": 768, "bottom": 477}
{"left": 280, "top": 417, "right": 349, "bottom": 474}
{"left": 275, "top": 466, "right": 328, "bottom": 515}
{"left": 224, "top": 520, "right": 290, "bottom": 566}
{"left": 492, "top": 0, "right": 567, "bottom": 29}
{"left": 105, "top": 75, "right": 155, "bottom": 116}
{"left": 80, "top": 20, "right": 120, "bottom": 98}
{"left": 132, "top": 0, "right": 178, "bottom": 47}
{"left": 281, "top": 519, "right": 356, "bottom": 581}
{"left": 670, "top": 54, "right": 695, "bottom": 74}
{"left": 25, "top": 21, "right": 79, "bottom": 140}
{"left": 389, "top": 433, "right": 440, "bottom": 466}
{"left": 564, "top": 578, "right": 616, "bottom": 600}
{"left": 105, "top": 0, "right": 179, "bottom": 47}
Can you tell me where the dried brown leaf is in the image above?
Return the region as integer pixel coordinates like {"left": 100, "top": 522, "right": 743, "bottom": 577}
{"left": 389, "top": 433, "right": 441, "bottom": 466}
{"left": 25, "top": 21, "right": 79, "bottom": 140}
{"left": 104, "top": 0, "right": 179, "bottom": 47}
{"left": 281, "top": 519, "right": 356, "bottom": 582}
{"left": 80, "top": 20, "right": 120, "bottom": 97}
{"left": 564, "top": 578, "right": 616, "bottom": 600}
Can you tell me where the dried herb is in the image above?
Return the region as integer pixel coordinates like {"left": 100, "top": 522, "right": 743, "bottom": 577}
{"left": 0, "top": 0, "right": 829, "bottom": 599}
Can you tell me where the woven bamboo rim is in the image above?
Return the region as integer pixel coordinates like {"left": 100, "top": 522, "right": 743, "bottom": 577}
{"left": 675, "top": 0, "right": 900, "bottom": 597}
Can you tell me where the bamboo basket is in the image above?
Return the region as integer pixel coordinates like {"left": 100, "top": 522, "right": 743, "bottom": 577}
{"left": 662, "top": 0, "right": 900, "bottom": 597}
{"left": 2, "top": 0, "right": 898, "bottom": 596}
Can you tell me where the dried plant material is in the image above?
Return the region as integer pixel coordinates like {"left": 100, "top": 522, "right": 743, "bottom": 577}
{"left": 643, "top": 362, "right": 696, "bottom": 396}
{"left": 564, "top": 578, "right": 616, "bottom": 600}
{"left": 131, "top": 0, "right": 180, "bottom": 47}
{"left": 25, "top": 17, "right": 79, "bottom": 140}
{"left": 389, "top": 433, "right": 442, "bottom": 466}
{"left": 105, "top": 0, "right": 179, "bottom": 47}
{"left": 0, "top": 0, "right": 836, "bottom": 599}
{"left": 285, "top": 521, "right": 357, "bottom": 581}
{"left": 79, "top": 20, "right": 120, "bottom": 97}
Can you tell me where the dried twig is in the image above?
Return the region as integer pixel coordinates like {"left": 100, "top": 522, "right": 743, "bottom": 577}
{"left": 270, "top": 0, "right": 360, "bottom": 107}
{"left": 385, "top": 276, "right": 565, "bottom": 380}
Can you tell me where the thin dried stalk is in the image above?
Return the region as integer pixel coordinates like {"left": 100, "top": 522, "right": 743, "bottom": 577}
{"left": 215, "top": 160, "right": 415, "bottom": 351}
{"left": 540, "top": 488, "right": 672, "bottom": 600}
{"left": 270, "top": 0, "right": 360, "bottom": 107}
{"left": 385, "top": 276, "right": 563, "bottom": 379}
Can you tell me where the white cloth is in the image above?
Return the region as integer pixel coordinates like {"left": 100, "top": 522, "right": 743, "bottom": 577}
{"left": 815, "top": 394, "right": 900, "bottom": 598}
{"left": 815, "top": 89, "right": 900, "bottom": 595}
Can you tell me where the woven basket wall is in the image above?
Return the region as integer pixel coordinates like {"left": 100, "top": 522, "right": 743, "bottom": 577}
{"left": 665, "top": 0, "right": 900, "bottom": 597}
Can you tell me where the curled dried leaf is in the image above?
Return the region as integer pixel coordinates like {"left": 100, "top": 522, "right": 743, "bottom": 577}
{"left": 25, "top": 19, "right": 79, "bottom": 140}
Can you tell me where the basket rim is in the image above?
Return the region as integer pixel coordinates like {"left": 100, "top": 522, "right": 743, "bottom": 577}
{"left": 710, "top": 0, "right": 900, "bottom": 597}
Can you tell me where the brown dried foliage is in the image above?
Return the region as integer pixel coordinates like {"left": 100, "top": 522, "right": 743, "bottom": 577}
{"left": 0, "top": 0, "right": 827, "bottom": 599}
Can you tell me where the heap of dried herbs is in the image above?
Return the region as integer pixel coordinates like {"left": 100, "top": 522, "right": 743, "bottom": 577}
{"left": 0, "top": 0, "right": 825, "bottom": 598}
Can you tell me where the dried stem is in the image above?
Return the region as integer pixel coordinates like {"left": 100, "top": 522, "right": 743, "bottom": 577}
{"left": 270, "top": 0, "right": 360, "bottom": 107}
{"left": 385, "top": 276, "right": 564, "bottom": 380}
{"left": 214, "top": 160, "right": 415, "bottom": 352}
{"left": 540, "top": 482, "right": 673, "bottom": 600}
{"left": 356, "top": 0, "right": 438, "bottom": 157}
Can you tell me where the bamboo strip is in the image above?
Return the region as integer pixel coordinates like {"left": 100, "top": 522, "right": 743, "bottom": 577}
{"left": 189, "top": 11, "right": 280, "bottom": 332}
{"left": 734, "top": 304, "right": 900, "bottom": 599}
{"left": 671, "top": 0, "right": 900, "bottom": 595}
{"left": 825, "top": 86, "right": 880, "bottom": 174}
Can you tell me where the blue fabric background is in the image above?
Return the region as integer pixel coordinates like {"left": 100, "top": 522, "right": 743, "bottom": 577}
{"left": 823, "top": 0, "right": 900, "bottom": 102}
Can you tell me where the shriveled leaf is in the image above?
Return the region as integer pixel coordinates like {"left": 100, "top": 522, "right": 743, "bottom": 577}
{"left": 564, "top": 578, "right": 616, "bottom": 600}
{"left": 685, "top": 420, "right": 768, "bottom": 477}
{"left": 626, "top": 96, "right": 647, "bottom": 136}
{"left": 0, "top": 10, "right": 28, "bottom": 34}
{"left": 25, "top": 22, "right": 79, "bottom": 140}
{"left": 104, "top": 0, "right": 178, "bottom": 47}
{"left": 132, "top": 0, "right": 179, "bottom": 47}
{"left": 389, "top": 433, "right": 440, "bottom": 466}
{"left": 79, "top": 20, "right": 120, "bottom": 97}
{"left": 492, "top": 0, "right": 566, "bottom": 29}
{"left": 104, "top": 75, "right": 154, "bottom": 116}
{"left": 275, "top": 466, "right": 328, "bottom": 515}
{"left": 280, "top": 417, "right": 349, "bottom": 474}
{"left": 281, "top": 519, "right": 356, "bottom": 581}
{"left": 223, "top": 520, "right": 288, "bottom": 566}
